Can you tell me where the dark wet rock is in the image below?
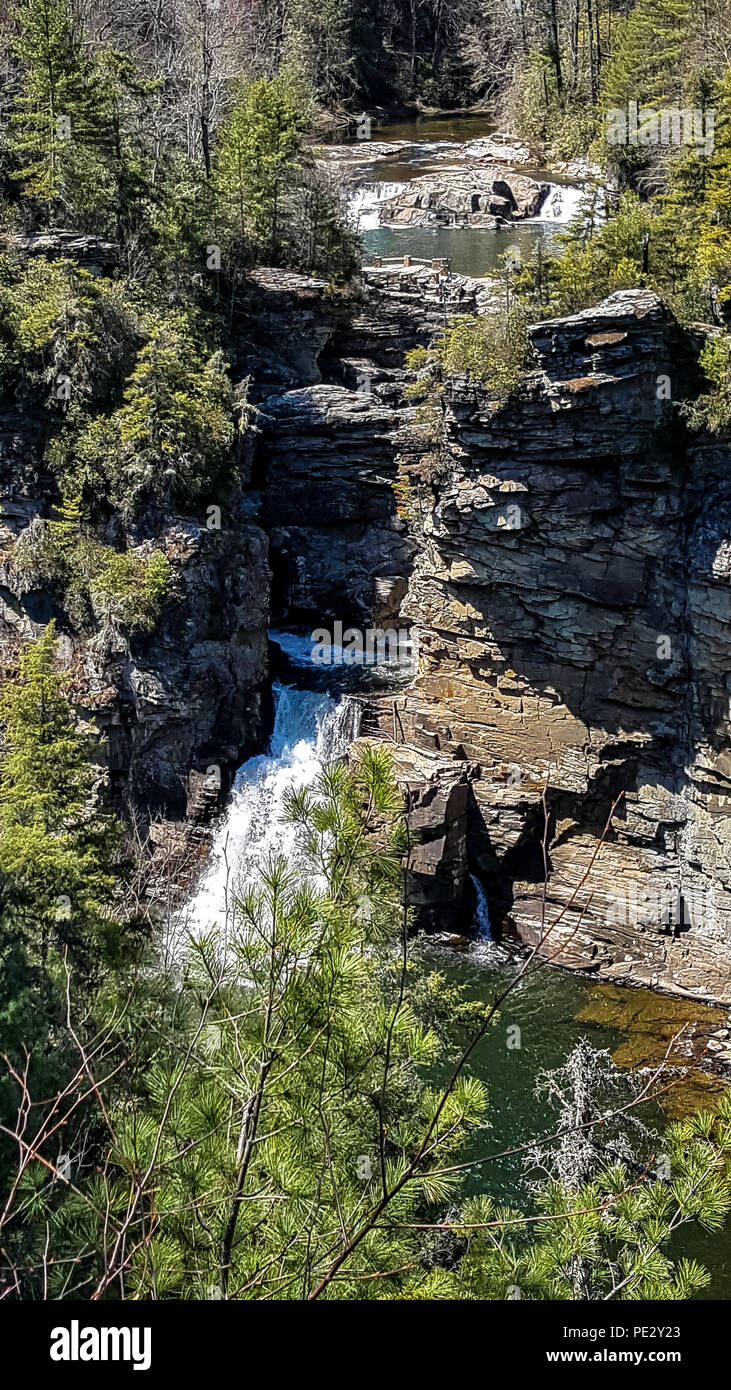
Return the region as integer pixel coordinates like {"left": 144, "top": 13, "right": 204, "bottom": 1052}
{"left": 0, "top": 517, "right": 271, "bottom": 821}
{"left": 255, "top": 266, "right": 489, "bottom": 629}
{"left": 349, "top": 736, "right": 473, "bottom": 932}
{"left": 237, "top": 269, "right": 354, "bottom": 392}
{"left": 260, "top": 383, "right": 414, "bottom": 626}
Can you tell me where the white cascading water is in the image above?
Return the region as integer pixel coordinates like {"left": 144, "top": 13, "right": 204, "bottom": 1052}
{"left": 176, "top": 661, "right": 494, "bottom": 954}
{"left": 347, "top": 181, "right": 410, "bottom": 229}
{"left": 349, "top": 178, "right": 591, "bottom": 233}
{"left": 178, "top": 683, "right": 362, "bottom": 942}
{"left": 532, "top": 182, "right": 586, "bottom": 224}
{"left": 536, "top": 182, "right": 608, "bottom": 226}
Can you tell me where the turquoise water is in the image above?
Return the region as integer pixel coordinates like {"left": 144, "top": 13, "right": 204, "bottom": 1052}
{"left": 361, "top": 221, "right": 566, "bottom": 279}
{"left": 418, "top": 938, "right": 731, "bottom": 1298}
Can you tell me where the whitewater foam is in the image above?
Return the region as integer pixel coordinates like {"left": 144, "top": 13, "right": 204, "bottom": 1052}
{"left": 177, "top": 684, "right": 361, "bottom": 945}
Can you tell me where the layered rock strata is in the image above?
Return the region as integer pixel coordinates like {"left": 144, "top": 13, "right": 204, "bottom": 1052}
{"left": 369, "top": 289, "right": 731, "bottom": 1002}
{"left": 258, "top": 267, "right": 482, "bottom": 627}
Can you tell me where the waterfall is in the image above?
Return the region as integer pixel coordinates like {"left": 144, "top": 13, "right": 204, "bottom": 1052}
{"left": 532, "top": 182, "right": 602, "bottom": 225}
{"left": 348, "top": 180, "right": 410, "bottom": 230}
{"left": 178, "top": 683, "right": 361, "bottom": 942}
{"left": 470, "top": 873, "right": 492, "bottom": 939}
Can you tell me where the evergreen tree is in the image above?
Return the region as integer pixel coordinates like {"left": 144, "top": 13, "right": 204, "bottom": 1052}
{"left": 696, "top": 61, "right": 731, "bottom": 315}
{"left": 0, "top": 622, "right": 120, "bottom": 971}
{"left": 456, "top": 1049, "right": 731, "bottom": 1300}
{"left": 598, "top": 0, "right": 694, "bottom": 183}
{"left": 213, "top": 73, "right": 308, "bottom": 263}
{"left": 2, "top": 746, "right": 729, "bottom": 1301}
{"left": 0, "top": 624, "right": 126, "bottom": 1231}
{"left": 8, "top": 0, "right": 105, "bottom": 218}
{"left": 113, "top": 313, "right": 236, "bottom": 509}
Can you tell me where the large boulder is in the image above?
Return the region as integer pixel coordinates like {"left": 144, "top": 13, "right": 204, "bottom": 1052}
{"left": 380, "top": 170, "right": 550, "bottom": 227}
{"left": 349, "top": 735, "right": 473, "bottom": 932}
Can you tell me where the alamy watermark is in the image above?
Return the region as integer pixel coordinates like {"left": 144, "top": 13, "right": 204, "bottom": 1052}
{"left": 606, "top": 101, "right": 714, "bottom": 155}
{"left": 605, "top": 882, "right": 719, "bottom": 933}
{"left": 50, "top": 1320, "right": 151, "bottom": 1371}
{"left": 311, "top": 622, "right": 416, "bottom": 667}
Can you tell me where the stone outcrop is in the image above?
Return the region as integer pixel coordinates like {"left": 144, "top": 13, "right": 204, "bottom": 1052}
{"left": 90, "top": 521, "right": 270, "bottom": 819}
{"left": 460, "top": 135, "right": 536, "bottom": 165}
{"left": 0, "top": 251, "right": 285, "bottom": 827}
{"left": 368, "top": 289, "right": 731, "bottom": 1002}
{"left": 0, "top": 513, "right": 270, "bottom": 821}
{"left": 238, "top": 269, "right": 353, "bottom": 392}
{"left": 261, "top": 384, "right": 412, "bottom": 626}
{"left": 380, "top": 170, "right": 550, "bottom": 227}
{"left": 4, "top": 226, "right": 731, "bottom": 1009}
{"left": 350, "top": 732, "right": 473, "bottom": 931}
{"left": 7, "top": 228, "right": 118, "bottom": 275}
{"left": 257, "top": 266, "right": 483, "bottom": 629}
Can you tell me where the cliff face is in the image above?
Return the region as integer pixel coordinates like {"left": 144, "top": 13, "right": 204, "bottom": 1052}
{"left": 0, "top": 507, "right": 271, "bottom": 823}
{"left": 3, "top": 250, "right": 730, "bottom": 1001}
{"left": 0, "top": 257, "right": 276, "bottom": 826}
{"left": 88, "top": 522, "right": 270, "bottom": 820}
{"left": 257, "top": 265, "right": 480, "bottom": 629}
{"left": 381, "top": 290, "right": 731, "bottom": 1002}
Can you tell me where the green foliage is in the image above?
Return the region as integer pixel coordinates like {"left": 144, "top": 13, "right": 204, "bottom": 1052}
{"left": 513, "top": 51, "right": 562, "bottom": 146}
{"left": 211, "top": 72, "right": 357, "bottom": 280}
{"left": 406, "top": 309, "right": 530, "bottom": 405}
{"left": 0, "top": 623, "right": 119, "bottom": 947}
{"left": 55, "top": 313, "right": 236, "bottom": 513}
{"left": 682, "top": 333, "right": 731, "bottom": 432}
{"left": 597, "top": 0, "right": 694, "bottom": 183}
{"left": 0, "top": 256, "right": 142, "bottom": 409}
{"left": 455, "top": 1075, "right": 731, "bottom": 1301}
{"left": 213, "top": 72, "right": 309, "bottom": 263}
{"left": 7, "top": 0, "right": 158, "bottom": 240}
{"left": 283, "top": 0, "right": 355, "bottom": 106}
{"left": 8, "top": 0, "right": 102, "bottom": 212}
{"left": 9, "top": 509, "right": 172, "bottom": 638}
{"left": 0, "top": 623, "right": 136, "bottom": 1266}
{"left": 0, "top": 743, "right": 488, "bottom": 1299}
{"left": 694, "top": 62, "right": 731, "bottom": 315}
{"left": 113, "top": 315, "right": 236, "bottom": 509}
{"left": 89, "top": 548, "right": 172, "bottom": 633}
{"left": 516, "top": 192, "right": 653, "bottom": 317}
{"left": 1, "top": 728, "right": 729, "bottom": 1301}
{"left": 497, "top": 4, "right": 731, "bottom": 325}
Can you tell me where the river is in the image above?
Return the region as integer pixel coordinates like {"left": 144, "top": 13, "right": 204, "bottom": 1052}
{"left": 334, "top": 112, "right": 587, "bottom": 277}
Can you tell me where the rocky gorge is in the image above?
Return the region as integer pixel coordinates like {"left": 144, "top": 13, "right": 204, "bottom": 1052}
{"left": 1, "top": 227, "right": 730, "bottom": 1008}
{"left": 377, "top": 290, "right": 731, "bottom": 1004}
{"left": 245, "top": 268, "right": 731, "bottom": 1009}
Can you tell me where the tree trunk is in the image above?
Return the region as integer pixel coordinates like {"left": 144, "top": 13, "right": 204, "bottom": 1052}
{"left": 570, "top": 0, "right": 579, "bottom": 93}
{"left": 586, "top": 0, "right": 598, "bottom": 103}
{"left": 200, "top": 8, "right": 213, "bottom": 180}
{"left": 548, "top": 0, "right": 563, "bottom": 98}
